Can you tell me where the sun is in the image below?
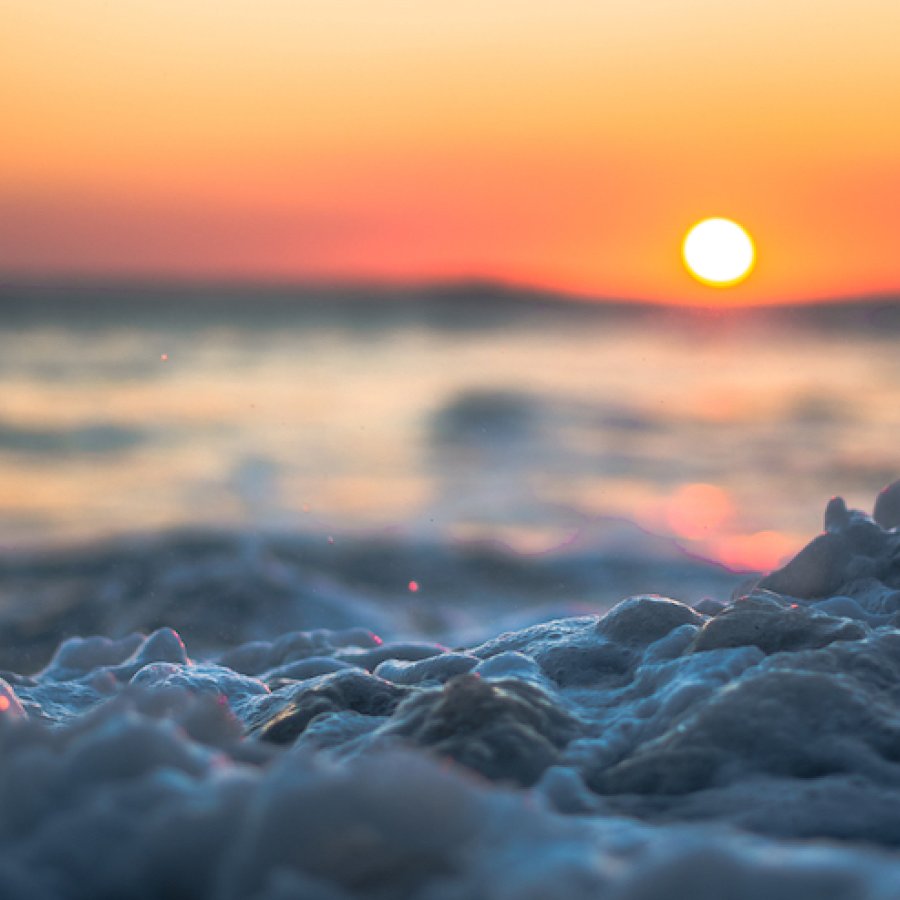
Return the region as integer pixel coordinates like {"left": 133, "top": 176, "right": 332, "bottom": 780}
{"left": 682, "top": 218, "right": 756, "bottom": 287}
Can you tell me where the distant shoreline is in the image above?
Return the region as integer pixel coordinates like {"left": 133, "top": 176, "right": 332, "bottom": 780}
{"left": 0, "top": 277, "right": 897, "bottom": 333}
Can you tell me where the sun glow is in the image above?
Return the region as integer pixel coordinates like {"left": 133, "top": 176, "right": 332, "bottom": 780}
{"left": 682, "top": 218, "right": 756, "bottom": 287}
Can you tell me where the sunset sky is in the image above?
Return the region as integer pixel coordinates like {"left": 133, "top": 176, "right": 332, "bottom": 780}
{"left": 3, "top": 1, "right": 900, "bottom": 304}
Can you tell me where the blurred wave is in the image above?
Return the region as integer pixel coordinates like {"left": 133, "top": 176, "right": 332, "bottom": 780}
{"left": 0, "top": 420, "right": 146, "bottom": 456}
{"left": 0, "top": 281, "right": 897, "bottom": 576}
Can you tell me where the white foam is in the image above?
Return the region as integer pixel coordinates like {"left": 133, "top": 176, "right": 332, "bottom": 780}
{"left": 0, "top": 488, "right": 899, "bottom": 897}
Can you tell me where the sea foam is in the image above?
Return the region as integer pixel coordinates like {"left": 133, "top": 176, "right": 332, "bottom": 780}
{"left": 1, "top": 484, "right": 899, "bottom": 898}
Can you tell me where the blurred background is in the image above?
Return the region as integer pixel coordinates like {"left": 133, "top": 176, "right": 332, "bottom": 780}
{"left": 1, "top": 283, "right": 897, "bottom": 565}
{"left": 2, "top": 3, "right": 899, "bottom": 666}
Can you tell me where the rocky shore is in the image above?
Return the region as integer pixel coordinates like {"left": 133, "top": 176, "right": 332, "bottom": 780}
{"left": 0, "top": 482, "right": 898, "bottom": 899}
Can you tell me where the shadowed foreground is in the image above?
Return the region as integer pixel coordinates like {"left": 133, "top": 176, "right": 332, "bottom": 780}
{"left": 0, "top": 482, "right": 899, "bottom": 899}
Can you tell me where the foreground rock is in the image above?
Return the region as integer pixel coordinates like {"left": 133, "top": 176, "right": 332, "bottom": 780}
{"left": 0, "top": 482, "right": 898, "bottom": 899}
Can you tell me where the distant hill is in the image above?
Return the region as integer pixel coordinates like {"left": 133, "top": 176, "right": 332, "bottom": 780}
{"left": 0, "top": 277, "right": 897, "bottom": 334}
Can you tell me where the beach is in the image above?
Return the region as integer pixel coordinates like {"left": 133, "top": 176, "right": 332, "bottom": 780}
{"left": 0, "top": 483, "right": 899, "bottom": 898}
{"left": 6, "top": 0, "right": 900, "bottom": 894}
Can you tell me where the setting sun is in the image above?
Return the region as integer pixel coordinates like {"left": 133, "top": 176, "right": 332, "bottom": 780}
{"left": 682, "top": 218, "right": 756, "bottom": 288}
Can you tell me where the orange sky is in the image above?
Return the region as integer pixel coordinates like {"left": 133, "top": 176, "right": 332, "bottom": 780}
{"left": 3, "top": 1, "right": 900, "bottom": 304}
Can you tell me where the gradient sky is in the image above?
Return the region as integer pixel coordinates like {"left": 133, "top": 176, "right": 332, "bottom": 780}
{"left": 3, "top": 0, "right": 900, "bottom": 303}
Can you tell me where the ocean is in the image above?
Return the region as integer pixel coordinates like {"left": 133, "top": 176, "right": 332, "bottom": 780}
{"left": 1, "top": 283, "right": 897, "bottom": 569}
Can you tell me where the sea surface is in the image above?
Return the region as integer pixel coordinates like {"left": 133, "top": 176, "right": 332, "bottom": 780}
{"left": 1, "top": 283, "right": 897, "bottom": 571}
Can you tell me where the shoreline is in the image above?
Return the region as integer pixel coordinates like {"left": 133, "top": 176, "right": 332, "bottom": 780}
{"left": 0, "top": 483, "right": 897, "bottom": 897}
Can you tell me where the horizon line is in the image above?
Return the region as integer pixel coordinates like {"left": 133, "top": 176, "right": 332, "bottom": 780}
{"left": 0, "top": 270, "right": 897, "bottom": 311}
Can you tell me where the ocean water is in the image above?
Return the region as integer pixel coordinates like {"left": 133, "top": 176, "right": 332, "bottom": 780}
{"left": 1, "top": 285, "right": 897, "bottom": 571}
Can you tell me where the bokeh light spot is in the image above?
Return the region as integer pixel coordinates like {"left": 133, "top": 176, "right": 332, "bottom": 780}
{"left": 667, "top": 483, "right": 734, "bottom": 541}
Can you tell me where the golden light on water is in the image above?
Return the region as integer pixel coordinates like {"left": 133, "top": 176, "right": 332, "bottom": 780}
{"left": 682, "top": 218, "right": 756, "bottom": 287}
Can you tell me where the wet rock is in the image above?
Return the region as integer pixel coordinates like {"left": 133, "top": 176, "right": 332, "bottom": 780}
{"left": 824, "top": 496, "right": 887, "bottom": 555}
{"left": 689, "top": 593, "right": 867, "bottom": 655}
{"left": 130, "top": 662, "right": 269, "bottom": 703}
{"left": 263, "top": 656, "right": 356, "bottom": 685}
{"left": 219, "top": 628, "right": 382, "bottom": 676}
{"left": 693, "top": 597, "right": 726, "bottom": 616}
{"left": 250, "top": 670, "right": 409, "bottom": 744}
{"left": 380, "top": 673, "right": 581, "bottom": 786}
{"left": 874, "top": 479, "right": 900, "bottom": 530}
{"left": 763, "top": 488, "right": 900, "bottom": 601}
{"left": 589, "top": 665, "right": 900, "bottom": 797}
{"left": 335, "top": 642, "right": 447, "bottom": 671}
{"left": 825, "top": 496, "right": 851, "bottom": 533}
{"left": 598, "top": 595, "right": 704, "bottom": 645}
{"left": 42, "top": 633, "right": 145, "bottom": 681}
{"left": 537, "top": 637, "right": 634, "bottom": 687}
{"left": 374, "top": 652, "right": 479, "bottom": 686}
{"left": 468, "top": 616, "right": 600, "bottom": 661}
{"left": 758, "top": 532, "right": 852, "bottom": 599}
